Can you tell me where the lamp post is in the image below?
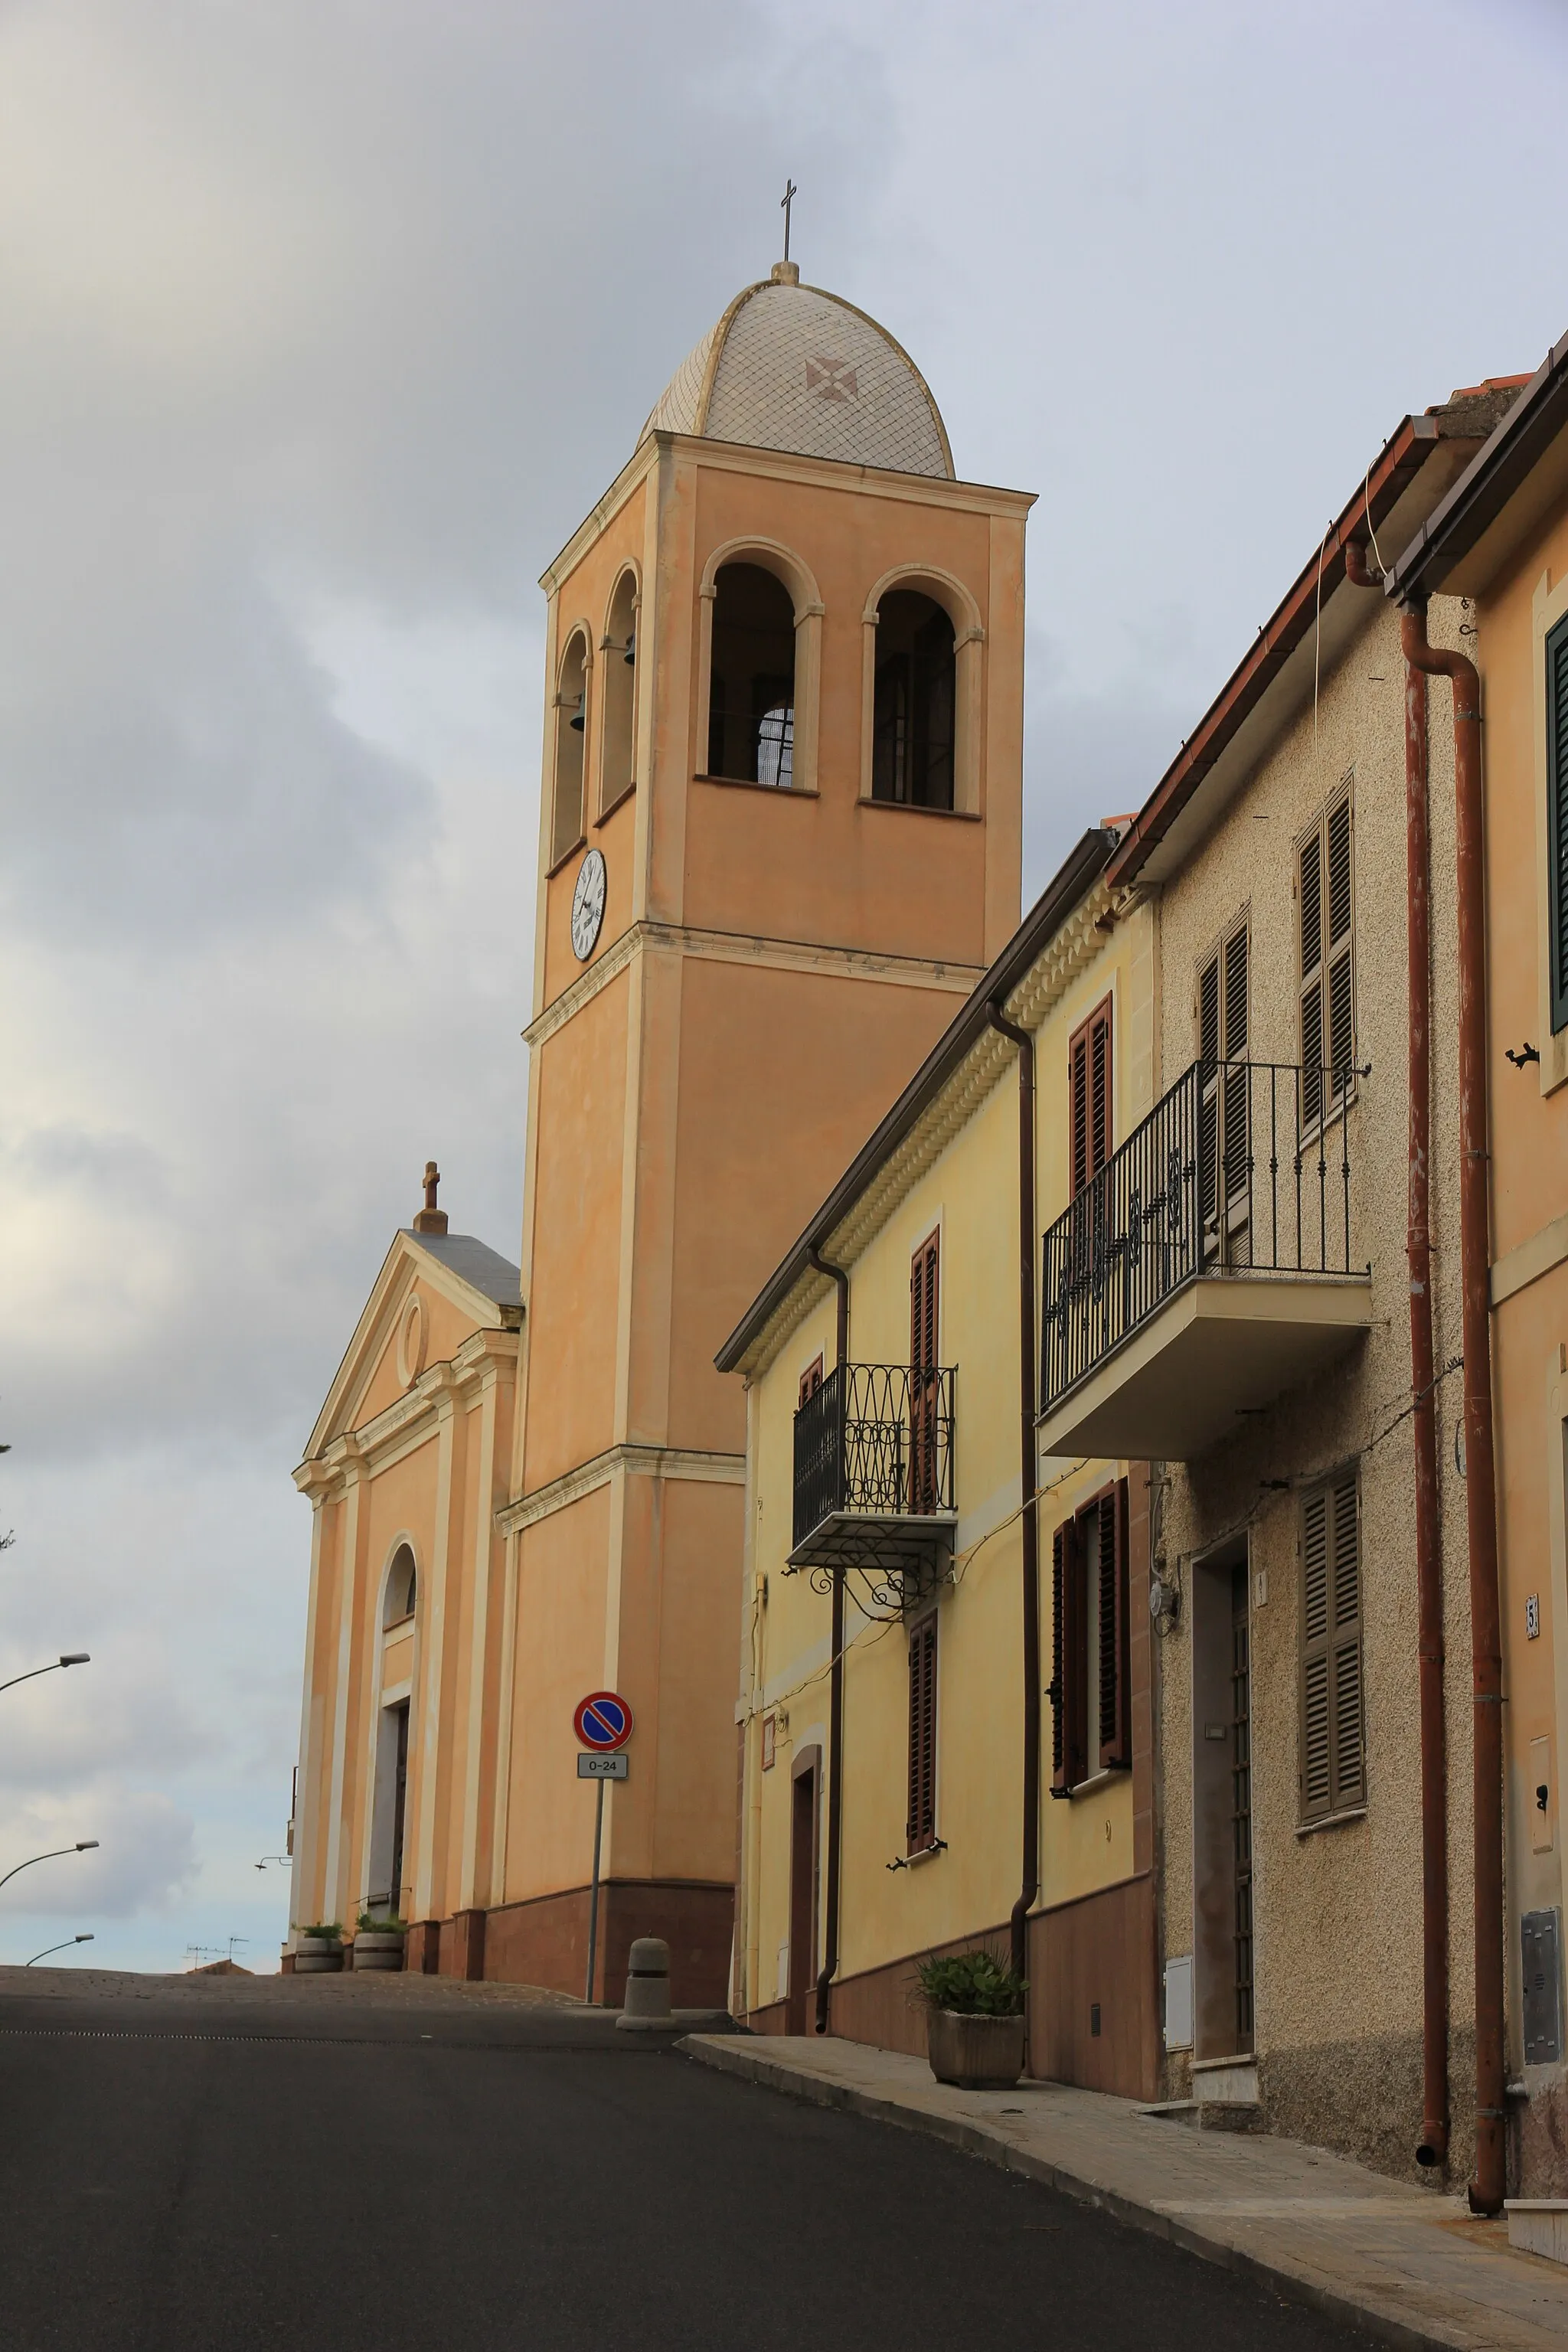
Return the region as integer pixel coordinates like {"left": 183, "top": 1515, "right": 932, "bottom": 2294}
{"left": 0, "top": 1841, "right": 99, "bottom": 1896}
{"left": 0, "top": 1655, "right": 90, "bottom": 1700}
{"left": 24, "top": 1934, "right": 93, "bottom": 1967}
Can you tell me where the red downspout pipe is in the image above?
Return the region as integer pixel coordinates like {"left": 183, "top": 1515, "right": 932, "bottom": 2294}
{"left": 808, "top": 1244, "right": 849, "bottom": 2036}
{"left": 985, "top": 1002, "right": 1040, "bottom": 1987}
{"left": 1350, "top": 541, "right": 1449, "bottom": 2167}
{"left": 1400, "top": 599, "right": 1504, "bottom": 2215}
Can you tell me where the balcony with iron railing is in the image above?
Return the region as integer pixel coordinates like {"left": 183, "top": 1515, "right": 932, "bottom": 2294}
{"left": 790, "top": 1362, "right": 956, "bottom": 1599}
{"left": 1037, "top": 1058, "right": 1373, "bottom": 1462}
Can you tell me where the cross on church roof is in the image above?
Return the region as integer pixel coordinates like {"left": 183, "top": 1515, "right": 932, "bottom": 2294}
{"left": 412, "top": 1158, "right": 448, "bottom": 1236}
{"left": 780, "top": 178, "right": 797, "bottom": 264}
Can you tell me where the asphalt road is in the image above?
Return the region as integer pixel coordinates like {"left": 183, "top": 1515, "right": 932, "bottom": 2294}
{"left": 0, "top": 1971, "right": 1373, "bottom": 2352}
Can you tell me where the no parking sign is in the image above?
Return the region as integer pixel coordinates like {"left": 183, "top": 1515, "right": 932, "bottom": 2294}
{"left": 573, "top": 1690, "right": 633, "bottom": 1753}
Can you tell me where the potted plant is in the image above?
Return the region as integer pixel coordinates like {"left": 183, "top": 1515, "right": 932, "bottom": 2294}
{"left": 293, "top": 1922, "right": 345, "bottom": 1975}
{"left": 351, "top": 1913, "right": 407, "bottom": 1971}
{"left": 915, "top": 1949, "right": 1027, "bottom": 2089}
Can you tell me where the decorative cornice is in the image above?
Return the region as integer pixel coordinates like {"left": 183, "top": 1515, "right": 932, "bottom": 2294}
{"left": 524, "top": 919, "right": 980, "bottom": 1050}
{"left": 496, "top": 1442, "right": 745, "bottom": 1538}
{"left": 746, "top": 884, "right": 1113, "bottom": 1377}
{"left": 294, "top": 1328, "right": 519, "bottom": 1493}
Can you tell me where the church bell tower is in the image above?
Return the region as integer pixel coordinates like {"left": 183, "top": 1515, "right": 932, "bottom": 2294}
{"left": 483, "top": 256, "right": 1032, "bottom": 1998}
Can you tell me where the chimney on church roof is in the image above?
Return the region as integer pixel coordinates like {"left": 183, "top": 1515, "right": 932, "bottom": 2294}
{"left": 412, "top": 1160, "right": 449, "bottom": 1236}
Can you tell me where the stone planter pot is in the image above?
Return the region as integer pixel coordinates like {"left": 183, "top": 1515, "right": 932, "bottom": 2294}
{"left": 292, "top": 1941, "right": 345, "bottom": 1974}
{"left": 926, "top": 2006, "right": 1025, "bottom": 2090}
{"left": 351, "top": 1932, "right": 405, "bottom": 1973}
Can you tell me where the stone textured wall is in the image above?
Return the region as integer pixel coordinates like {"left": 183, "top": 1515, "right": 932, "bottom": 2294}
{"left": 1149, "top": 589, "right": 1478, "bottom": 2186}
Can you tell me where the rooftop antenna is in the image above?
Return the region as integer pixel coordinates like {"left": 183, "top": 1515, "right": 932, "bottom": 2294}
{"left": 774, "top": 179, "right": 800, "bottom": 285}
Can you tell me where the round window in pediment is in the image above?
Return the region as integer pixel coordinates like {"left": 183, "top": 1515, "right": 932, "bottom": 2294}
{"left": 396, "top": 1291, "right": 426, "bottom": 1389}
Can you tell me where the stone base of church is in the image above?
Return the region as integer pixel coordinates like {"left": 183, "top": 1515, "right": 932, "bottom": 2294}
{"left": 409, "top": 1879, "right": 733, "bottom": 2008}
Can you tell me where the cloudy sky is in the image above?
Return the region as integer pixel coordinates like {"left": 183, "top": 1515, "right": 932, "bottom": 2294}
{"left": 2, "top": 0, "right": 1566, "bottom": 1971}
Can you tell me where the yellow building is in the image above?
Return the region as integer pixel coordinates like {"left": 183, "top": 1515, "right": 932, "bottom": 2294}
{"left": 289, "top": 260, "right": 1033, "bottom": 1999}
{"left": 720, "top": 827, "right": 1165, "bottom": 2093}
{"left": 1387, "top": 331, "right": 1568, "bottom": 2200}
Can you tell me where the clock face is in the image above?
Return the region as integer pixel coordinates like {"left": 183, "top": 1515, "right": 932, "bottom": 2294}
{"left": 570, "top": 848, "right": 607, "bottom": 962}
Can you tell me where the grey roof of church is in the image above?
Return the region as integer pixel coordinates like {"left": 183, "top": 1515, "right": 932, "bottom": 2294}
{"left": 403, "top": 1230, "right": 521, "bottom": 1311}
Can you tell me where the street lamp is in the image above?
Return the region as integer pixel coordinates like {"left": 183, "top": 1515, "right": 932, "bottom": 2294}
{"left": 0, "top": 1841, "right": 99, "bottom": 1896}
{"left": 24, "top": 1934, "right": 93, "bottom": 1967}
{"left": 253, "top": 1856, "right": 292, "bottom": 1871}
{"left": 0, "top": 1655, "right": 90, "bottom": 1700}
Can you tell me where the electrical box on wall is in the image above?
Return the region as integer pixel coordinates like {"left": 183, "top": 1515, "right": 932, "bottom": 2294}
{"left": 1523, "top": 1909, "right": 1563, "bottom": 2065}
{"left": 1164, "top": 1955, "right": 1194, "bottom": 2051}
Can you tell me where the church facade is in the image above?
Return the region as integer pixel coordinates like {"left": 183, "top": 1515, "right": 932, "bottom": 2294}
{"left": 287, "top": 260, "right": 1034, "bottom": 2000}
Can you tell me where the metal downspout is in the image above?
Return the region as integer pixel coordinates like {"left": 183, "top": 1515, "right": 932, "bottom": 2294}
{"left": 1400, "top": 600, "right": 1504, "bottom": 2215}
{"left": 1350, "top": 539, "right": 1450, "bottom": 2167}
{"left": 808, "top": 1244, "right": 849, "bottom": 2036}
{"left": 985, "top": 1002, "right": 1040, "bottom": 1989}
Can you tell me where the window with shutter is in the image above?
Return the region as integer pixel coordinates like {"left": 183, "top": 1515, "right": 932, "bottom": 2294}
{"left": 1547, "top": 613, "right": 1568, "bottom": 1034}
{"left": 1298, "top": 1469, "right": 1365, "bottom": 1822}
{"left": 1069, "top": 998, "right": 1114, "bottom": 1197}
{"left": 1299, "top": 795, "right": 1354, "bottom": 1126}
{"left": 1197, "top": 924, "right": 1249, "bottom": 1243}
{"left": 906, "top": 1612, "right": 939, "bottom": 1852}
{"left": 1050, "top": 1518, "right": 1084, "bottom": 1795}
{"left": 1097, "top": 1479, "right": 1132, "bottom": 1770}
{"left": 910, "top": 1231, "right": 940, "bottom": 1514}
{"left": 798, "top": 1355, "right": 823, "bottom": 1410}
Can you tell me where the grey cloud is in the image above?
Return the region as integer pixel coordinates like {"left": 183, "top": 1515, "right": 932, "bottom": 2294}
{"left": 0, "top": 1787, "right": 198, "bottom": 1919}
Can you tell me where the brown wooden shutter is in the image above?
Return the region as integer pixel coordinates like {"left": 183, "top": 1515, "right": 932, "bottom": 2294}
{"left": 1299, "top": 1470, "right": 1364, "bottom": 1821}
{"left": 1223, "top": 925, "right": 1249, "bottom": 1058}
{"left": 1097, "top": 1478, "right": 1131, "bottom": 1770}
{"left": 1198, "top": 952, "right": 1220, "bottom": 1066}
{"left": 1550, "top": 613, "right": 1568, "bottom": 1033}
{"left": 1090, "top": 1007, "right": 1111, "bottom": 1178}
{"left": 798, "top": 1355, "right": 823, "bottom": 1409}
{"left": 1069, "top": 998, "right": 1113, "bottom": 1195}
{"left": 906, "top": 1612, "right": 938, "bottom": 1852}
{"left": 1050, "top": 1515, "right": 1087, "bottom": 1794}
{"left": 1070, "top": 1031, "right": 1089, "bottom": 1196}
{"left": 1050, "top": 1521, "right": 1069, "bottom": 1793}
{"left": 1300, "top": 799, "right": 1354, "bottom": 1123}
{"left": 910, "top": 1231, "right": 939, "bottom": 1370}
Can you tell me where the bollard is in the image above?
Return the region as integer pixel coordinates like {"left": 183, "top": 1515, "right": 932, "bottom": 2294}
{"left": 615, "top": 1935, "right": 672, "bottom": 2030}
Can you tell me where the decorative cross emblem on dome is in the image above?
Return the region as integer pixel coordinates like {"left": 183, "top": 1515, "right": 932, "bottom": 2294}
{"left": 805, "top": 354, "right": 858, "bottom": 403}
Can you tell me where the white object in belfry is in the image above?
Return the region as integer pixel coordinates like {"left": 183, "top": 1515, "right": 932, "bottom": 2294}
{"left": 616, "top": 1936, "right": 673, "bottom": 2031}
{"left": 570, "top": 848, "right": 607, "bottom": 961}
{"left": 1164, "top": 1955, "right": 1194, "bottom": 2050}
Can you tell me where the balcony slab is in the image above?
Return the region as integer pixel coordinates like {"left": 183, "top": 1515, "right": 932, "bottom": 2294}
{"left": 787, "top": 1510, "right": 957, "bottom": 1582}
{"left": 1037, "top": 1273, "right": 1373, "bottom": 1462}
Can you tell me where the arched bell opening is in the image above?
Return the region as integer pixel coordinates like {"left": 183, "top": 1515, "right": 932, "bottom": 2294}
{"left": 599, "top": 572, "right": 639, "bottom": 815}
{"left": 551, "top": 629, "right": 590, "bottom": 863}
{"left": 871, "top": 590, "right": 956, "bottom": 811}
{"left": 705, "top": 562, "right": 797, "bottom": 789}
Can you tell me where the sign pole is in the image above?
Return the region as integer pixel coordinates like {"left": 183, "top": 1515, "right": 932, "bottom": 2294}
{"left": 584, "top": 1773, "right": 606, "bottom": 2005}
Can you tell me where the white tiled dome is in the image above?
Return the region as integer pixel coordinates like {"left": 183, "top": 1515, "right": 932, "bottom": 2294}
{"left": 640, "top": 269, "right": 953, "bottom": 481}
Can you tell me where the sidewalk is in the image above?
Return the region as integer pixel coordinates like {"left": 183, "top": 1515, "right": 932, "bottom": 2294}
{"left": 681, "top": 2033, "right": 1568, "bottom": 2352}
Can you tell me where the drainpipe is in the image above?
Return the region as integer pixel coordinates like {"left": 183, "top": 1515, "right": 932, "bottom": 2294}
{"left": 985, "top": 1002, "right": 1040, "bottom": 1987}
{"left": 1349, "top": 541, "right": 1449, "bottom": 2167}
{"left": 808, "top": 1243, "right": 849, "bottom": 2036}
{"left": 1400, "top": 599, "right": 1504, "bottom": 2216}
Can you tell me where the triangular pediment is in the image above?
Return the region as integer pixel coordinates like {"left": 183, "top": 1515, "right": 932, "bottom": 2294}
{"left": 300, "top": 1229, "right": 522, "bottom": 1465}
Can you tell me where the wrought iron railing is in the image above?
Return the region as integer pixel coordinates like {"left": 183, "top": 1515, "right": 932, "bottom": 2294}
{"left": 792, "top": 1362, "right": 956, "bottom": 1551}
{"left": 1040, "top": 1058, "right": 1364, "bottom": 1414}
